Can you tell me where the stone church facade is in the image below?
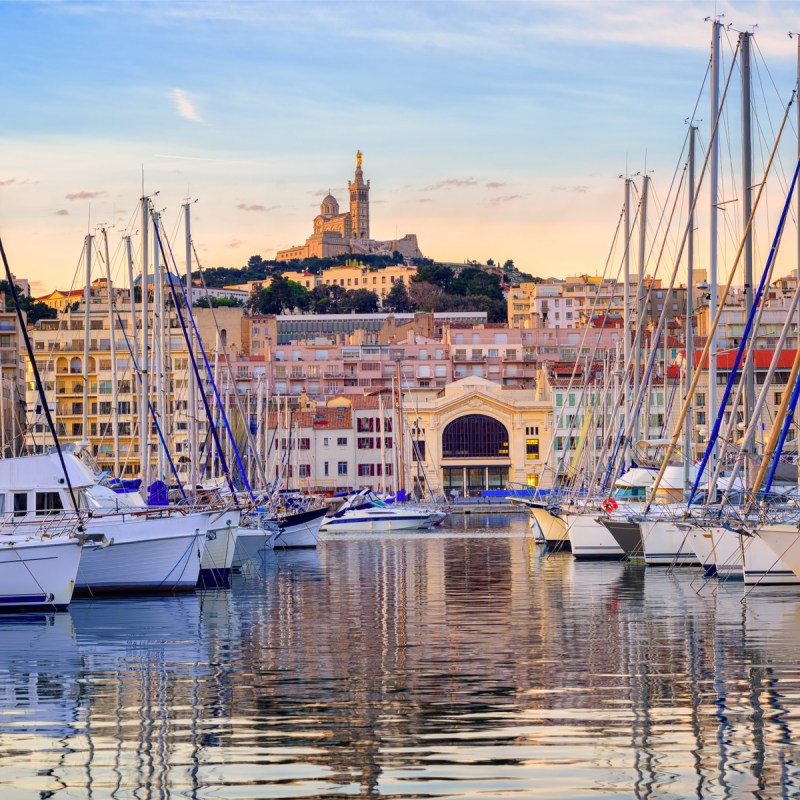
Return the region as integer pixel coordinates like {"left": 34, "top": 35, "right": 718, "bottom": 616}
{"left": 277, "top": 152, "right": 422, "bottom": 262}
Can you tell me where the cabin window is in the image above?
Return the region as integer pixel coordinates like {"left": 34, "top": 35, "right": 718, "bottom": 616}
{"left": 36, "top": 492, "right": 64, "bottom": 515}
{"left": 13, "top": 492, "right": 28, "bottom": 517}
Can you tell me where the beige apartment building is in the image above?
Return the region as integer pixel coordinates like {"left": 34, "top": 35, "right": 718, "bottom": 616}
{"left": 509, "top": 275, "right": 687, "bottom": 330}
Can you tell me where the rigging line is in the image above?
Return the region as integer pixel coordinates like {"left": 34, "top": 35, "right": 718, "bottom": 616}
{"left": 112, "top": 305, "right": 187, "bottom": 500}
{"left": 647, "top": 86, "right": 796, "bottom": 513}
{"left": 752, "top": 36, "right": 799, "bottom": 138}
{"left": 151, "top": 220, "right": 247, "bottom": 502}
{"left": 691, "top": 157, "right": 800, "bottom": 504}
{"left": 618, "top": 37, "right": 745, "bottom": 493}
{"left": 189, "top": 242, "right": 270, "bottom": 491}
{"left": 0, "top": 238, "right": 84, "bottom": 520}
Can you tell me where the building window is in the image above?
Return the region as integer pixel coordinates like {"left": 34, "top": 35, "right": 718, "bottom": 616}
{"left": 526, "top": 439, "right": 539, "bottom": 460}
{"left": 442, "top": 414, "right": 509, "bottom": 459}
{"left": 299, "top": 464, "right": 311, "bottom": 478}
{"left": 337, "top": 461, "right": 347, "bottom": 476}
{"left": 337, "top": 437, "right": 347, "bottom": 446}
{"left": 324, "top": 461, "right": 329, "bottom": 476}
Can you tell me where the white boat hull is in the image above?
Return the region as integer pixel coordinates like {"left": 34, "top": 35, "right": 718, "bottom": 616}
{"left": 199, "top": 510, "right": 240, "bottom": 588}
{"left": 640, "top": 519, "right": 699, "bottom": 566}
{"left": 320, "top": 510, "right": 436, "bottom": 533}
{"left": 530, "top": 506, "right": 569, "bottom": 548}
{"left": 754, "top": 525, "right": 800, "bottom": 583}
{"left": 687, "top": 527, "right": 717, "bottom": 576}
{"left": 77, "top": 512, "right": 208, "bottom": 593}
{"left": 565, "top": 512, "right": 625, "bottom": 560}
{"left": 269, "top": 508, "right": 326, "bottom": 550}
{"left": 707, "top": 526, "right": 743, "bottom": 580}
{"left": 0, "top": 536, "right": 82, "bottom": 610}
{"left": 232, "top": 529, "right": 269, "bottom": 569}
{"left": 742, "top": 532, "right": 799, "bottom": 585}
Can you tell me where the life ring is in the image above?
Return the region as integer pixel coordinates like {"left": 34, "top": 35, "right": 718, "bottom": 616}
{"left": 602, "top": 497, "right": 618, "bottom": 513}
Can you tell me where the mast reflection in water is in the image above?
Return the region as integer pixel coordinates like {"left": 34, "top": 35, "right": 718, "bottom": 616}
{"left": 1, "top": 515, "right": 799, "bottom": 798}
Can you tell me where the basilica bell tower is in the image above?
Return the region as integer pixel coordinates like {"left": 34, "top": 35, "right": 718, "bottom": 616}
{"left": 348, "top": 150, "right": 370, "bottom": 239}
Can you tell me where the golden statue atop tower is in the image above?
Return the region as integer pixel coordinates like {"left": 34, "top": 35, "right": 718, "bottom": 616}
{"left": 356, "top": 150, "right": 362, "bottom": 168}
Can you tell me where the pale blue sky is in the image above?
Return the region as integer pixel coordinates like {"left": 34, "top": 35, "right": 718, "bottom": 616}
{"left": 1, "top": 1, "right": 799, "bottom": 293}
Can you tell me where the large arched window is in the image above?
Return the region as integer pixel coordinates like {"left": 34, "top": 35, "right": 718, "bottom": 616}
{"left": 442, "top": 414, "right": 509, "bottom": 458}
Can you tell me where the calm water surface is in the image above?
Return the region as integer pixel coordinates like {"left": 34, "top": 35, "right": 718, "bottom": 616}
{"left": 2, "top": 513, "right": 800, "bottom": 798}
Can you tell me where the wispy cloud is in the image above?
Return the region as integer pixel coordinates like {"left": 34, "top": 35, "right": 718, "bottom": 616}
{"left": 490, "top": 194, "right": 523, "bottom": 205}
{"left": 424, "top": 178, "right": 477, "bottom": 191}
{"left": 227, "top": 239, "right": 244, "bottom": 248}
{"left": 551, "top": 184, "right": 589, "bottom": 193}
{"left": 486, "top": 181, "right": 507, "bottom": 190}
{"left": 0, "top": 178, "right": 16, "bottom": 187}
{"left": 65, "top": 191, "right": 105, "bottom": 200}
{"left": 54, "top": 209, "right": 69, "bottom": 216}
{"left": 418, "top": 198, "right": 434, "bottom": 204}
{"left": 171, "top": 88, "right": 204, "bottom": 123}
{"left": 237, "top": 203, "right": 274, "bottom": 212}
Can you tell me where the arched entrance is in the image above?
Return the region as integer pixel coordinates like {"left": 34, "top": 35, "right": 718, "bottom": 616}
{"left": 441, "top": 414, "right": 510, "bottom": 497}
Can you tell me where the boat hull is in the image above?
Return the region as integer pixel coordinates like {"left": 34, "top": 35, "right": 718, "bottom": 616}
{"left": 565, "top": 512, "right": 625, "bottom": 560}
{"left": 269, "top": 507, "right": 327, "bottom": 549}
{"left": 529, "top": 506, "right": 570, "bottom": 551}
{"left": 320, "top": 511, "right": 436, "bottom": 533}
{"left": 741, "top": 532, "right": 799, "bottom": 585}
{"left": 0, "top": 536, "right": 82, "bottom": 611}
{"left": 76, "top": 512, "right": 208, "bottom": 593}
{"left": 708, "top": 526, "right": 744, "bottom": 581}
{"left": 640, "top": 519, "right": 699, "bottom": 566}
{"left": 754, "top": 524, "right": 800, "bottom": 583}
{"left": 599, "top": 518, "right": 643, "bottom": 559}
{"left": 199, "top": 510, "right": 240, "bottom": 589}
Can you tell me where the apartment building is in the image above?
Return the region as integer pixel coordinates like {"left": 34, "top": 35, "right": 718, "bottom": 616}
{"left": 318, "top": 263, "right": 416, "bottom": 299}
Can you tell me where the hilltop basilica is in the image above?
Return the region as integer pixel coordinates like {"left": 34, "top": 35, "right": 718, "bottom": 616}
{"left": 276, "top": 152, "right": 423, "bottom": 261}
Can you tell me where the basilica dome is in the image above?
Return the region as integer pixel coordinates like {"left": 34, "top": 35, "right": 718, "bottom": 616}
{"left": 320, "top": 194, "right": 339, "bottom": 217}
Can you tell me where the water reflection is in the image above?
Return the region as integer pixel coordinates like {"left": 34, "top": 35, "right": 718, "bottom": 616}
{"left": 1, "top": 515, "right": 800, "bottom": 797}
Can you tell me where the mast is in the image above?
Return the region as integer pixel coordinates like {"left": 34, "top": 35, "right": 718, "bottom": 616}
{"left": 212, "top": 333, "right": 221, "bottom": 477}
{"left": 395, "top": 359, "right": 405, "bottom": 497}
{"left": 379, "top": 392, "right": 387, "bottom": 492}
{"left": 708, "top": 19, "right": 721, "bottom": 491}
{"left": 102, "top": 227, "right": 120, "bottom": 477}
{"left": 124, "top": 236, "right": 139, "bottom": 358}
{"left": 623, "top": 177, "right": 632, "bottom": 466}
{"left": 797, "top": 32, "right": 800, "bottom": 479}
{"left": 685, "top": 126, "right": 696, "bottom": 492}
{"left": 633, "top": 175, "right": 649, "bottom": 446}
{"left": 152, "top": 210, "right": 164, "bottom": 482}
{"left": 741, "top": 31, "right": 755, "bottom": 463}
{"left": 184, "top": 202, "right": 198, "bottom": 496}
{"left": 83, "top": 234, "right": 92, "bottom": 444}
{"left": 140, "top": 197, "right": 150, "bottom": 485}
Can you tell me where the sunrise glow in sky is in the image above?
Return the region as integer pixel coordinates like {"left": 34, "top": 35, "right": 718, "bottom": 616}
{"left": 2, "top": 1, "right": 800, "bottom": 294}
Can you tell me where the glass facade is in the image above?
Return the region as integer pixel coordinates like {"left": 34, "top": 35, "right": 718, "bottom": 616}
{"left": 442, "top": 415, "right": 509, "bottom": 459}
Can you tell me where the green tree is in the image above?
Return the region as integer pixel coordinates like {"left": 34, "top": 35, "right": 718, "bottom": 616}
{"left": 412, "top": 264, "right": 453, "bottom": 291}
{"left": 383, "top": 280, "right": 415, "bottom": 313}
{"left": 340, "top": 289, "right": 379, "bottom": 314}
{"left": 250, "top": 276, "right": 309, "bottom": 314}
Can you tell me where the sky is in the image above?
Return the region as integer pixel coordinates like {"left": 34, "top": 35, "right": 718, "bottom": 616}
{"left": 1, "top": 0, "right": 800, "bottom": 295}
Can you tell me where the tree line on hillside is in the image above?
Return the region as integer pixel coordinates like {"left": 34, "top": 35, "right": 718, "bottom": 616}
{"left": 247, "top": 263, "right": 508, "bottom": 322}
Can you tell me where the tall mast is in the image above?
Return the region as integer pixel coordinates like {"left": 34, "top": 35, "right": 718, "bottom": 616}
{"left": 184, "top": 202, "right": 198, "bottom": 496}
{"left": 741, "top": 31, "right": 755, "bottom": 461}
{"left": 633, "top": 175, "right": 649, "bottom": 447}
{"left": 140, "top": 197, "right": 150, "bottom": 485}
{"left": 102, "top": 228, "right": 120, "bottom": 477}
{"left": 152, "top": 210, "right": 165, "bottom": 481}
{"left": 685, "top": 126, "right": 696, "bottom": 492}
{"left": 623, "top": 177, "right": 632, "bottom": 466}
{"left": 83, "top": 234, "right": 92, "bottom": 444}
{"left": 796, "top": 33, "right": 800, "bottom": 477}
{"left": 395, "top": 359, "right": 405, "bottom": 497}
{"left": 707, "top": 19, "right": 721, "bottom": 492}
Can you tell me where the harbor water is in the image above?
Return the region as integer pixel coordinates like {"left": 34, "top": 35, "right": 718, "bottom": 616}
{"left": 2, "top": 513, "right": 800, "bottom": 798}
